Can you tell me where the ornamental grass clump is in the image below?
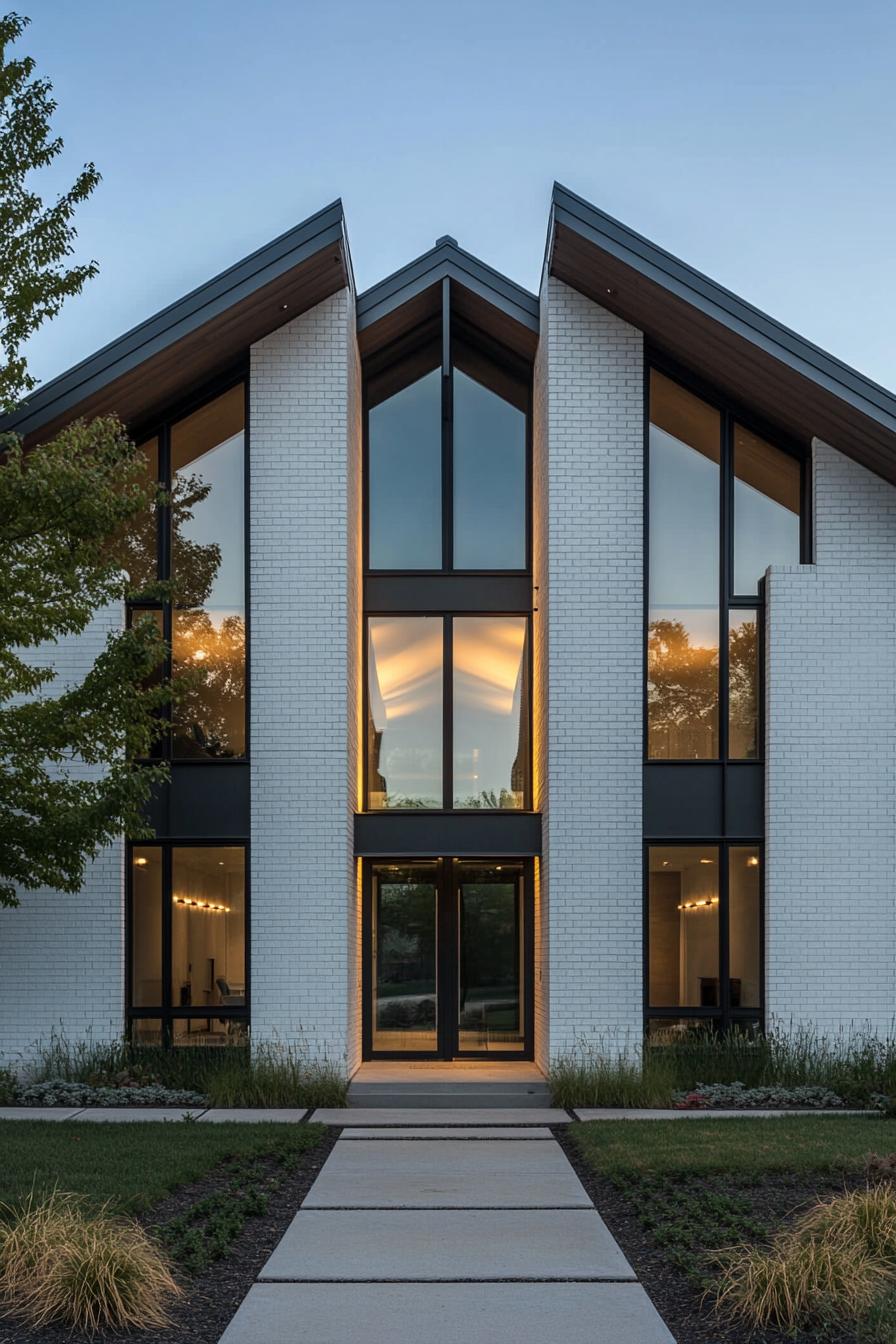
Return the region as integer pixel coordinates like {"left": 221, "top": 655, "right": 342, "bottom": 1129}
{"left": 712, "top": 1185, "right": 896, "bottom": 1334}
{"left": 713, "top": 1234, "right": 890, "bottom": 1334}
{"left": 0, "top": 1190, "right": 181, "bottom": 1333}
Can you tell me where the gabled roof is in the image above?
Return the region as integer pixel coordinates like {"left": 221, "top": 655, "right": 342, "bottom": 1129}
{"left": 548, "top": 183, "right": 896, "bottom": 482}
{"left": 357, "top": 235, "right": 539, "bottom": 362}
{"left": 2, "top": 200, "right": 351, "bottom": 442}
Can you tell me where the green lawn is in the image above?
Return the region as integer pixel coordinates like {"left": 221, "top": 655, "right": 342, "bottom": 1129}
{"left": 0, "top": 1120, "right": 325, "bottom": 1213}
{"left": 572, "top": 1113, "right": 893, "bottom": 1178}
{"left": 571, "top": 1114, "right": 896, "bottom": 1318}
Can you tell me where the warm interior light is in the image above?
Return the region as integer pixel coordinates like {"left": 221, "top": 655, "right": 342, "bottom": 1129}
{"left": 747, "top": 855, "right": 759, "bottom": 867}
{"left": 134, "top": 856, "right": 148, "bottom": 867}
{"left": 677, "top": 896, "right": 720, "bottom": 912}
{"left": 699, "top": 858, "right": 714, "bottom": 865}
{"left": 173, "top": 896, "right": 229, "bottom": 913}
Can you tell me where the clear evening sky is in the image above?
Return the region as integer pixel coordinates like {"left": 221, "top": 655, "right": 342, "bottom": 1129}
{"left": 21, "top": 0, "right": 896, "bottom": 390}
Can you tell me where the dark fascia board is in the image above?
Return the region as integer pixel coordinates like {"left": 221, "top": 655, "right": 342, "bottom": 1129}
{"left": 356, "top": 238, "right": 539, "bottom": 337}
{"left": 1, "top": 199, "right": 349, "bottom": 438}
{"left": 549, "top": 182, "right": 896, "bottom": 440}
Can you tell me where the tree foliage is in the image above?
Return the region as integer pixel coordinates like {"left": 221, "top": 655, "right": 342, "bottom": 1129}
{"left": 0, "top": 12, "right": 99, "bottom": 414}
{"left": 0, "top": 13, "right": 195, "bottom": 907}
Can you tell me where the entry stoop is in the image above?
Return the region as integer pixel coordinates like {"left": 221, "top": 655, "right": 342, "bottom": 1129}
{"left": 348, "top": 1063, "right": 551, "bottom": 1109}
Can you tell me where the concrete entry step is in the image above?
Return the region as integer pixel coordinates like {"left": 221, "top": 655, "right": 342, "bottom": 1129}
{"left": 348, "top": 1083, "right": 552, "bottom": 1108}
{"left": 348, "top": 1060, "right": 551, "bottom": 1109}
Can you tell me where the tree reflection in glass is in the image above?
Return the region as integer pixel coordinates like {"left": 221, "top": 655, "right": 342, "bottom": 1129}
{"left": 728, "top": 612, "right": 758, "bottom": 759}
{"left": 170, "top": 385, "right": 245, "bottom": 759}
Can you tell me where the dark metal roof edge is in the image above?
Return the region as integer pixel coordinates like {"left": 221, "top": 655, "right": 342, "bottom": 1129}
{"left": 550, "top": 182, "right": 896, "bottom": 434}
{"left": 2, "top": 199, "right": 347, "bottom": 434}
{"left": 356, "top": 240, "right": 539, "bottom": 334}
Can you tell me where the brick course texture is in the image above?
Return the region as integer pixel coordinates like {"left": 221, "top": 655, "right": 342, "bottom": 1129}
{"left": 249, "top": 288, "right": 361, "bottom": 1068}
{"left": 0, "top": 606, "right": 125, "bottom": 1065}
{"left": 765, "top": 440, "right": 896, "bottom": 1036}
{"left": 540, "top": 276, "right": 645, "bottom": 1058}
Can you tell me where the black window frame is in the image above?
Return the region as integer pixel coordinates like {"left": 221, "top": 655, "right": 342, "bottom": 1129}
{"left": 643, "top": 838, "right": 764, "bottom": 1034}
{"left": 645, "top": 355, "right": 809, "bottom": 765}
{"left": 361, "top": 854, "right": 535, "bottom": 1061}
{"left": 364, "top": 611, "right": 533, "bottom": 814}
{"left": 127, "top": 368, "right": 250, "bottom": 765}
{"left": 363, "top": 278, "right": 533, "bottom": 581}
{"left": 125, "top": 838, "right": 250, "bottom": 1046}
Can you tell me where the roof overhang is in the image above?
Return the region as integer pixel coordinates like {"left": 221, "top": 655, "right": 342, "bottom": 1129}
{"left": 2, "top": 200, "right": 351, "bottom": 443}
{"left": 357, "top": 237, "right": 539, "bottom": 364}
{"left": 549, "top": 183, "right": 896, "bottom": 482}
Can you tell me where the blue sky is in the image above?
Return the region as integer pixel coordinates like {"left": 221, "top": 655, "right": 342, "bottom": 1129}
{"left": 22, "top": 0, "right": 896, "bottom": 389}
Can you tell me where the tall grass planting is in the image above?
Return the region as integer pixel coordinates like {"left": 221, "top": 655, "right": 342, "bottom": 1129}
{"left": 712, "top": 1185, "right": 896, "bottom": 1335}
{"left": 0, "top": 1190, "right": 181, "bottom": 1333}
{"left": 22, "top": 1027, "right": 348, "bottom": 1108}
{"left": 549, "top": 1022, "right": 896, "bottom": 1109}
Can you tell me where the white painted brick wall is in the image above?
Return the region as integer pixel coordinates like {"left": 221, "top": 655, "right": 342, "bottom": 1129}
{"left": 249, "top": 288, "right": 361, "bottom": 1067}
{"left": 766, "top": 440, "right": 896, "bottom": 1034}
{"left": 0, "top": 606, "right": 124, "bottom": 1066}
{"left": 541, "top": 276, "right": 644, "bottom": 1057}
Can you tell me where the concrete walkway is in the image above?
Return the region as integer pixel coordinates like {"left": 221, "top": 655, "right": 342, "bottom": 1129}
{"left": 217, "top": 1122, "right": 674, "bottom": 1344}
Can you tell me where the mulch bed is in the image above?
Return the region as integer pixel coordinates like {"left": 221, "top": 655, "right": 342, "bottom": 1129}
{"left": 556, "top": 1127, "right": 868, "bottom": 1344}
{"left": 0, "top": 1125, "right": 338, "bottom": 1344}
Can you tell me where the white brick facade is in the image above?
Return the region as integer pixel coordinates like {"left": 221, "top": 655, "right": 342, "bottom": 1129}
{"left": 765, "top": 440, "right": 896, "bottom": 1034}
{"left": 0, "top": 606, "right": 125, "bottom": 1064}
{"left": 5, "top": 232, "right": 896, "bottom": 1076}
{"left": 538, "top": 276, "right": 645, "bottom": 1056}
{"left": 248, "top": 288, "right": 361, "bottom": 1067}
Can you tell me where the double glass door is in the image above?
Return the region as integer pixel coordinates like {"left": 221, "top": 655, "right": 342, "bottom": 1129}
{"left": 365, "top": 859, "right": 531, "bottom": 1058}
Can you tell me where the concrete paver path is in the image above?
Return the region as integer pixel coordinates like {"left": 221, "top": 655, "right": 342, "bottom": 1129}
{"left": 218, "top": 1122, "right": 674, "bottom": 1343}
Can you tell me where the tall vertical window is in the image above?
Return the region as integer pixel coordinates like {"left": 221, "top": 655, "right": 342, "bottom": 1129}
{"left": 452, "top": 351, "right": 527, "bottom": 570}
{"left": 453, "top": 616, "right": 528, "bottom": 808}
{"left": 121, "top": 383, "right": 247, "bottom": 760}
{"left": 648, "top": 373, "right": 720, "bottom": 759}
{"left": 368, "top": 360, "right": 442, "bottom": 570}
{"left": 129, "top": 844, "right": 247, "bottom": 1045}
{"left": 170, "top": 386, "right": 246, "bottom": 758}
{"left": 366, "top": 326, "right": 529, "bottom": 573}
{"left": 647, "top": 844, "right": 760, "bottom": 1034}
{"left": 647, "top": 370, "right": 803, "bottom": 761}
{"left": 367, "top": 617, "right": 443, "bottom": 809}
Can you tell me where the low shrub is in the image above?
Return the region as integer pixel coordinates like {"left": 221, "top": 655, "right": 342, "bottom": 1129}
{"left": 673, "top": 1082, "right": 846, "bottom": 1110}
{"left": 712, "top": 1185, "right": 896, "bottom": 1335}
{"left": 0, "top": 1189, "right": 181, "bottom": 1332}
{"left": 0, "top": 1067, "right": 17, "bottom": 1105}
{"left": 18, "top": 1080, "right": 207, "bottom": 1108}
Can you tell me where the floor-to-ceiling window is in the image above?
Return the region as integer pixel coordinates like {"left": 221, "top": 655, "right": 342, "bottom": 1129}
{"left": 361, "top": 278, "right": 535, "bottom": 1058}
{"left": 116, "top": 380, "right": 250, "bottom": 1044}
{"left": 129, "top": 843, "right": 247, "bottom": 1045}
{"left": 645, "top": 365, "right": 804, "bottom": 1035}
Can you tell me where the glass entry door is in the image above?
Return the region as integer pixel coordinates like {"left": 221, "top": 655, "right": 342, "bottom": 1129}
{"left": 365, "top": 859, "right": 531, "bottom": 1059}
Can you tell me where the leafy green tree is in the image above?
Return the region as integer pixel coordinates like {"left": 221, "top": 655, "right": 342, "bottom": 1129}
{"left": 0, "top": 13, "right": 199, "bottom": 907}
